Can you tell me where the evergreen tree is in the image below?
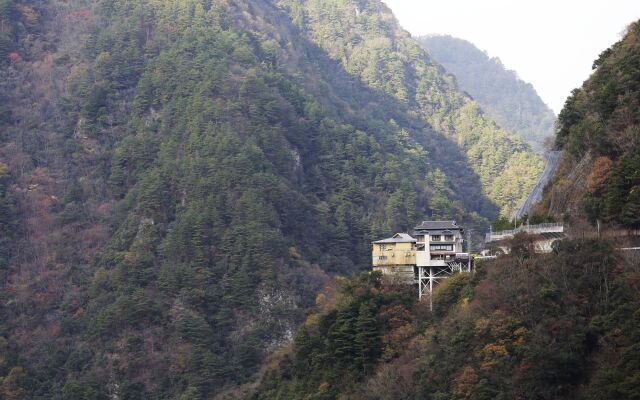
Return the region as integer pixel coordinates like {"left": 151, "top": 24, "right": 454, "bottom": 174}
{"left": 621, "top": 187, "right": 640, "bottom": 227}
{"left": 355, "top": 303, "right": 380, "bottom": 374}
{"left": 329, "top": 306, "right": 358, "bottom": 366}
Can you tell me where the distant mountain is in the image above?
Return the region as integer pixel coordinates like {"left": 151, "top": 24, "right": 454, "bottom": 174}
{"left": 419, "top": 35, "right": 556, "bottom": 152}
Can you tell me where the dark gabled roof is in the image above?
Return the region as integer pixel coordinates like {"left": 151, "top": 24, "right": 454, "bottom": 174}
{"left": 422, "top": 230, "right": 455, "bottom": 236}
{"left": 373, "top": 233, "right": 416, "bottom": 244}
{"left": 414, "top": 220, "right": 462, "bottom": 231}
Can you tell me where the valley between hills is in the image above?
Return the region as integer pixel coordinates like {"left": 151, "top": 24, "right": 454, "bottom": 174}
{"left": 0, "top": 1, "right": 638, "bottom": 399}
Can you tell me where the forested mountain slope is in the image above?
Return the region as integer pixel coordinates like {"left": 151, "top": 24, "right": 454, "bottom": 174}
{"left": 280, "top": 1, "right": 543, "bottom": 215}
{"left": 0, "top": 0, "right": 540, "bottom": 398}
{"left": 250, "top": 20, "right": 640, "bottom": 400}
{"left": 541, "top": 21, "right": 640, "bottom": 228}
{"left": 419, "top": 35, "right": 556, "bottom": 152}
{"left": 252, "top": 240, "right": 640, "bottom": 400}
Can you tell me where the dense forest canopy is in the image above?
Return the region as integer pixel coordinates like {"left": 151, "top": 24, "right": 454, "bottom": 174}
{"left": 0, "top": 0, "right": 543, "bottom": 398}
{"left": 419, "top": 35, "right": 556, "bottom": 153}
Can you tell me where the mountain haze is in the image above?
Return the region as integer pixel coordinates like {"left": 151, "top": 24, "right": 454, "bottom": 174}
{"left": 419, "top": 35, "right": 556, "bottom": 152}
{"left": 0, "top": 0, "right": 541, "bottom": 398}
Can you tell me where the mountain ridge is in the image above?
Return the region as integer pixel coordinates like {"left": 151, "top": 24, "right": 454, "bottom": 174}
{"left": 418, "top": 34, "right": 556, "bottom": 152}
{"left": 0, "top": 0, "right": 543, "bottom": 397}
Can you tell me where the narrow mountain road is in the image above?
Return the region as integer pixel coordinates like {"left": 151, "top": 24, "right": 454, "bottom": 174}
{"left": 515, "top": 151, "right": 563, "bottom": 219}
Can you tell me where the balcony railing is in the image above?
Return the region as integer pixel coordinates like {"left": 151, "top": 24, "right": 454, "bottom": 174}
{"left": 486, "top": 223, "right": 564, "bottom": 242}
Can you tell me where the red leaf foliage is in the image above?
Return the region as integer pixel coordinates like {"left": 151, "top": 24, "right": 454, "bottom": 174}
{"left": 8, "top": 52, "right": 22, "bottom": 63}
{"left": 68, "top": 9, "right": 92, "bottom": 19}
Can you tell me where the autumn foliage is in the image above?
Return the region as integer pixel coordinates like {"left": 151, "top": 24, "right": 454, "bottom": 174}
{"left": 552, "top": 21, "right": 640, "bottom": 228}
{"left": 68, "top": 8, "right": 92, "bottom": 19}
{"left": 253, "top": 240, "right": 640, "bottom": 400}
{"left": 6, "top": 51, "right": 20, "bottom": 63}
{"left": 586, "top": 156, "right": 613, "bottom": 193}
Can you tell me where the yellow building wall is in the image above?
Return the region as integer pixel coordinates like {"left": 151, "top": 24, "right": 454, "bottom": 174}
{"left": 372, "top": 242, "right": 416, "bottom": 267}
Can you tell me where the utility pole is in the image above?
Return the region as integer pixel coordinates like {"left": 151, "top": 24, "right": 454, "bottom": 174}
{"left": 466, "top": 228, "right": 472, "bottom": 273}
{"left": 507, "top": 193, "right": 516, "bottom": 228}
{"left": 429, "top": 267, "right": 433, "bottom": 312}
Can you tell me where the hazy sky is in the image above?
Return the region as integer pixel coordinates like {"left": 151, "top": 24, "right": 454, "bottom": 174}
{"left": 383, "top": 0, "right": 640, "bottom": 114}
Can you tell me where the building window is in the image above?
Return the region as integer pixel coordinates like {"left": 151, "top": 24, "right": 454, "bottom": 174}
{"left": 445, "top": 235, "right": 454, "bottom": 241}
{"left": 430, "top": 244, "right": 453, "bottom": 251}
{"left": 417, "top": 243, "right": 425, "bottom": 251}
{"left": 431, "top": 235, "right": 441, "bottom": 241}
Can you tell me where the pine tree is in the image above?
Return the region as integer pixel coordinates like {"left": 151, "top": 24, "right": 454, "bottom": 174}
{"left": 293, "top": 326, "right": 313, "bottom": 369}
{"left": 332, "top": 205, "right": 352, "bottom": 254}
{"left": 178, "top": 386, "right": 202, "bottom": 400}
{"left": 354, "top": 303, "right": 380, "bottom": 375}
{"left": 177, "top": 311, "right": 213, "bottom": 348}
{"left": 0, "top": 0, "right": 13, "bottom": 20}
{"left": 329, "top": 306, "right": 357, "bottom": 366}
{"left": 621, "top": 186, "right": 640, "bottom": 227}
